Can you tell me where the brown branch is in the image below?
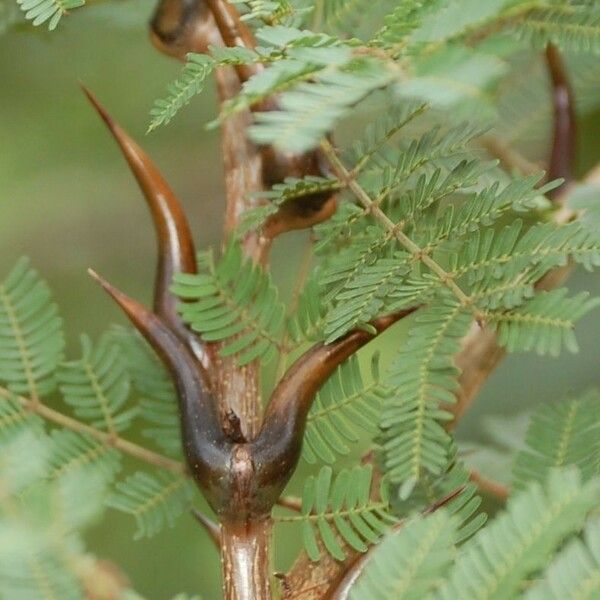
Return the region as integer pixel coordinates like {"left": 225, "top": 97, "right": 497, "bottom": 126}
{"left": 545, "top": 43, "right": 576, "bottom": 200}
{"left": 204, "top": 0, "right": 262, "bottom": 83}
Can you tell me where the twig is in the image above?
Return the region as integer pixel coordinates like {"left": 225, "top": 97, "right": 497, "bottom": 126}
{"left": 0, "top": 386, "right": 186, "bottom": 474}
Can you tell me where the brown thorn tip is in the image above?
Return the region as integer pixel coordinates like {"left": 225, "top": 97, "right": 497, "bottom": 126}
{"left": 87, "top": 267, "right": 103, "bottom": 285}
{"left": 87, "top": 268, "right": 127, "bottom": 303}
{"left": 80, "top": 85, "right": 118, "bottom": 132}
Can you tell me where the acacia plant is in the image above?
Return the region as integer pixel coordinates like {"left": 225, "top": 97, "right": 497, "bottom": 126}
{"left": 1, "top": 1, "right": 600, "bottom": 599}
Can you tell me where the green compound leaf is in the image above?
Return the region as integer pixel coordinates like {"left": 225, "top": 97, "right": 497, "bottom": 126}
{"left": 173, "top": 243, "right": 285, "bottom": 366}
{"left": 0, "top": 257, "right": 65, "bottom": 399}
{"left": 284, "top": 465, "right": 397, "bottom": 562}
{"left": 107, "top": 471, "right": 195, "bottom": 540}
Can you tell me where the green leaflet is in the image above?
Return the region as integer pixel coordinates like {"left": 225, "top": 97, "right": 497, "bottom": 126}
{"left": 395, "top": 45, "right": 507, "bottom": 120}
{"left": 173, "top": 243, "right": 285, "bottom": 366}
{"left": 0, "top": 257, "right": 65, "bottom": 399}
{"left": 0, "top": 390, "right": 43, "bottom": 441}
{"left": 488, "top": 289, "right": 600, "bottom": 356}
{"left": 524, "top": 519, "right": 600, "bottom": 600}
{"left": 148, "top": 54, "right": 216, "bottom": 132}
{"left": 0, "top": 431, "right": 108, "bottom": 600}
{"left": 436, "top": 469, "right": 600, "bottom": 600}
{"left": 16, "top": 0, "right": 84, "bottom": 30}
{"left": 513, "top": 391, "right": 600, "bottom": 489}
{"left": 395, "top": 456, "right": 487, "bottom": 543}
{"left": 380, "top": 298, "right": 472, "bottom": 491}
{"left": 287, "top": 276, "right": 327, "bottom": 344}
{"left": 348, "top": 511, "right": 457, "bottom": 600}
{"left": 58, "top": 333, "right": 137, "bottom": 434}
{"left": 107, "top": 471, "right": 195, "bottom": 540}
{"left": 249, "top": 56, "right": 395, "bottom": 153}
{"left": 230, "top": 0, "right": 295, "bottom": 24}
{"left": 47, "top": 429, "right": 122, "bottom": 482}
{"left": 280, "top": 465, "right": 397, "bottom": 561}
{"left": 303, "top": 353, "right": 391, "bottom": 464}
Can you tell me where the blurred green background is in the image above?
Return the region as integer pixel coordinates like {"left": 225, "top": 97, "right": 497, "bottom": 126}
{"left": 1, "top": 4, "right": 599, "bottom": 598}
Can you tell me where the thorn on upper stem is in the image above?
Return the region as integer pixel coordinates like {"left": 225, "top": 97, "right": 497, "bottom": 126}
{"left": 82, "top": 86, "right": 215, "bottom": 377}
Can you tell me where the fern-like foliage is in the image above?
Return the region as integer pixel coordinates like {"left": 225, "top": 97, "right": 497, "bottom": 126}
{"left": 302, "top": 353, "right": 391, "bottom": 464}
{"left": 148, "top": 54, "right": 216, "bottom": 132}
{"left": 47, "top": 429, "right": 122, "bottom": 481}
{"left": 107, "top": 471, "right": 195, "bottom": 540}
{"left": 248, "top": 55, "right": 395, "bottom": 153}
{"left": 286, "top": 275, "right": 327, "bottom": 344}
{"left": 380, "top": 299, "right": 472, "bottom": 491}
{"left": 436, "top": 469, "right": 599, "bottom": 600}
{"left": 58, "top": 333, "right": 137, "bottom": 434}
{"left": 0, "top": 390, "right": 43, "bottom": 441}
{"left": 514, "top": 3, "right": 600, "bottom": 54}
{"left": 395, "top": 455, "right": 487, "bottom": 542}
{"left": 0, "top": 260, "right": 201, "bottom": 546}
{"left": 489, "top": 289, "right": 599, "bottom": 356}
{"left": 348, "top": 510, "right": 457, "bottom": 600}
{"left": 525, "top": 519, "right": 600, "bottom": 600}
{"left": 0, "top": 432, "right": 109, "bottom": 599}
{"left": 279, "top": 465, "right": 397, "bottom": 561}
{"left": 173, "top": 243, "right": 285, "bottom": 365}
{"left": 0, "top": 257, "right": 65, "bottom": 399}
{"left": 16, "top": 0, "right": 84, "bottom": 30}
{"left": 513, "top": 390, "right": 600, "bottom": 490}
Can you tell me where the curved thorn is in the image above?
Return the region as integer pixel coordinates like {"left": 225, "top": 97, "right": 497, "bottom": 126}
{"left": 88, "top": 269, "right": 229, "bottom": 499}
{"left": 545, "top": 44, "right": 576, "bottom": 200}
{"left": 82, "top": 87, "right": 213, "bottom": 373}
{"left": 252, "top": 309, "right": 418, "bottom": 499}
